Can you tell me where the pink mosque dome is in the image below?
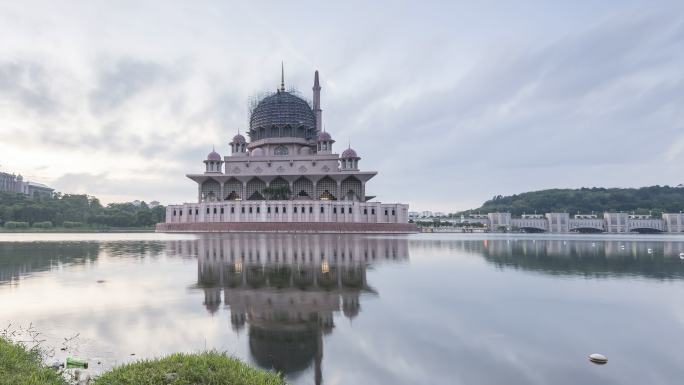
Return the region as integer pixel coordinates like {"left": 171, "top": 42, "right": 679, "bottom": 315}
{"left": 207, "top": 149, "right": 222, "bottom": 161}
{"left": 341, "top": 147, "right": 358, "bottom": 158}
{"left": 317, "top": 131, "right": 332, "bottom": 141}
{"left": 251, "top": 148, "right": 265, "bottom": 156}
{"left": 232, "top": 133, "right": 246, "bottom": 143}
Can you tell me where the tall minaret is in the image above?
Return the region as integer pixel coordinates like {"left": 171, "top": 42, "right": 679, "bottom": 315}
{"left": 313, "top": 70, "right": 322, "bottom": 131}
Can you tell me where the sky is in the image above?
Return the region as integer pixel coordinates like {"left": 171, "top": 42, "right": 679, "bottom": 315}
{"left": 0, "top": 0, "right": 683, "bottom": 212}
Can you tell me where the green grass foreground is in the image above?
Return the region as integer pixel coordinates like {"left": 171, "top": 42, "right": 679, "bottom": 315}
{"left": 0, "top": 338, "right": 66, "bottom": 385}
{"left": 92, "top": 352, "right": 285, "bottom": 385}
{"left": 1, "top": 338, "right": 284, "bottom": 385}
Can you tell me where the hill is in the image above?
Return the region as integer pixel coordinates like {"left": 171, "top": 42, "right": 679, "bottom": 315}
{"left": 458, "top": 186, "right": 684, "bottom": 216}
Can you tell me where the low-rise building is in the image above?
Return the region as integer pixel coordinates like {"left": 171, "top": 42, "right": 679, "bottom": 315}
{"left": 0, "top": 172, "right": 53, "bottom": 198}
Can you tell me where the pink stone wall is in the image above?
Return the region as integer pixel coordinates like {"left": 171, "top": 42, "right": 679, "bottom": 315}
{"left": 156, "top": 221, "right": 418, "bottom": 234}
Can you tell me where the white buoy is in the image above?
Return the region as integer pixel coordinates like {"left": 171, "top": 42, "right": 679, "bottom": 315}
{"left": 647, "top": 248, "right": 653, "bottom": 254}
{"left": 589, "top": 353, "right": 608, "bottom": 364}
{"left": 680, "top": 253, "right": 684, "bottom": 260}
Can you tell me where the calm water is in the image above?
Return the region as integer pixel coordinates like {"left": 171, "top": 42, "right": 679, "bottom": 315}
{"left": 2, "top": 233, "right": 684, "bottom": 385}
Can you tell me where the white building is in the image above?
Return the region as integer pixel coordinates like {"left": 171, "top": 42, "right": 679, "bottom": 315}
{"left": 0, "top": 172, "right": 53, "bottom": 198}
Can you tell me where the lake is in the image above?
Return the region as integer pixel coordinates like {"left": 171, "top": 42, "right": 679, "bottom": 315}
{"left": 1, "top": 233, "right": 684, "bottom": 385}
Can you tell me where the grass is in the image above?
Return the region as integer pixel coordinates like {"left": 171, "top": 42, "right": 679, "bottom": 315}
{"left": 1, "top": 337, "right": 284, "bottom": 385}
{"left": 92, "top": 351, "right": 285, "bottom": 385}
{"left": 0, "top": 337, "right": 67, "bottom": 385}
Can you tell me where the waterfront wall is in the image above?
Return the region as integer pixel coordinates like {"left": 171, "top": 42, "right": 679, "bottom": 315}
{"left": 157, "top": 221, "right": 418, "bottom": 233}
{"left": 459, "top": 212, "right": 684, "bottom": 233}
{"left": 164, "top": 200, "right": 409, "bottom": 225}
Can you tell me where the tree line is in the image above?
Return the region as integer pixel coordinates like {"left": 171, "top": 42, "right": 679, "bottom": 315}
{"left": 0, "top": 192, "right": 165, "bottom": 228}
{"left": 456, "top": 186, "right": 684, "bottom": 217}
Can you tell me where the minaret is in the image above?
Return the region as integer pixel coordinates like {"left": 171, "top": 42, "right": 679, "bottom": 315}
{"left": 280, "top": 62, "right": 285, "bottom": 92}
{"left": 313, "top": 70, "right": 322, "bottom": 131}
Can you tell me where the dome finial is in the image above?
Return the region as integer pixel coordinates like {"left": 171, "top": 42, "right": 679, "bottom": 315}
{"left": 280, "top": 61, "right": 285, "bottom": 92}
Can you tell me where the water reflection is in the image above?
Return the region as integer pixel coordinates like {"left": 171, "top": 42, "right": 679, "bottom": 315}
{"left": 178, "top": 234, "right": 409, "bottom": 384}
{"left": 0, "top": 241, "right": 172, "bottom": 285}
{"left": 421, "top": 238, "right": 684, "bottom": 279}
{"left": 0, "top": 242, "right": 99, "bottom": 285}
{"left": 3, "top": 234, "right": 684, "bottom": 384}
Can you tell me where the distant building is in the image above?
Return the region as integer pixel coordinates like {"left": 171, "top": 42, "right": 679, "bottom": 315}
{"left": 464, "top": 211, "right": 683, "bottom": 233}
{"left": 0, "top": 172, "right": 53, "bottom": 198}
{"left": 420, "top": 211, "right": 434, "bottom": 218}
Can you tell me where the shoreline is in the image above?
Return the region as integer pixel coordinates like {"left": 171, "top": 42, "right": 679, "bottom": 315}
{"left": 0, "top": 228, "right": 155, "bottom": 233}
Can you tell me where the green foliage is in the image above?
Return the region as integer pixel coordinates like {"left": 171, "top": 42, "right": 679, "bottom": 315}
{"left": 0, "top": 192, "right": 165, "bottom": 229}
{"left": 92, "top": 351, "right": 285, "bottom": 385}
{"left": 32, "top": 221, "right": 53, "bottom": 229}
{"left": 4, "top": 221, "right": 29, "bottom": 229}
{"left": 262, "top": 186, "right": 291, "bottom": 200}
{"left": 0, "top": 337, "right": 67, "bottom": 385}
{"left": 461, "top": 186, "right": 684, "bottom": 216}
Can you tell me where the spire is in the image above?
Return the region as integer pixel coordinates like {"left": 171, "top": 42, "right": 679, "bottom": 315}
{"left": 313, "top": 69, "right": 322, "bottom": 130}
{"left": 280, "top": 62, "right": 285, "bottom": 92}
{"left": 313, "top": 70, "right": 320, "bottom": 90}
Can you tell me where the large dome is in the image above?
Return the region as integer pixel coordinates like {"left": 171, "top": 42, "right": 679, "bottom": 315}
{"left": 249, "top": 91, "right": 317, "bottom": 141}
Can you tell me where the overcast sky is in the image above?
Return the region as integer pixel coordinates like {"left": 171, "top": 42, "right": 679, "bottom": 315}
{"left": 1, "top": 1, "right": 683, "bottom": 211}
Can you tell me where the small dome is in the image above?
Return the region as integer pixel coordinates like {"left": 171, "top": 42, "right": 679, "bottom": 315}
{"left": 232, "top": 134, "right": 246, "bottom": 143}
{"left": 207, "top": 150, "right": 221, "bottom": 161}
{"left": 317, "top": 131, "right": 332, "bottom": 141}
{"left": 251, "top": 148, "right": 265, "bottom": 156}
{"left": 341, "top": 148, "right": 358, "bottom": 158}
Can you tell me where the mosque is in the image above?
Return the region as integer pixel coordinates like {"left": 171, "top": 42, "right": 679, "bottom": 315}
{"left": 158, "top": 68, "right": 416, "bottom": 233}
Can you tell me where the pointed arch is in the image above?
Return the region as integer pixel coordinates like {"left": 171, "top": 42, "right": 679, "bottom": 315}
{"left": 274, "top": 145, "right": 289, "bottom": 156}
{"left": 341, "top": 176, "right": 362, "bottom": 201}
{"left": 246, "top": 178, "right": 266, "bottom": 200}
{"left": 264, "top": 177, "right": 290, "bottom": 200}
{"left": 201, "top": 179, "right": 221, "bottom": 202}
{"left": 316, "top": 176, "right": 337, "bottom": 200}
{"left": 224, "top": 178, "right": 242, "bottom": 200}
{"left": 293, "top": 177, "right": 314, "bottom": 198}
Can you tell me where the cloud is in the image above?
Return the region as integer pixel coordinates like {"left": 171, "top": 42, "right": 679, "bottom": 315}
{"left": 0, "top": 1, "right": 683, "bottom": 210}
{"left": 0, "top": 60, "right": 60, "bottom": 113}
{"left": 89, "top": 58, "right": 179, "bottom": 113}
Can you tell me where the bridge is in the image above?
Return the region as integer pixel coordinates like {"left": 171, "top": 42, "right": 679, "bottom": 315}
{"left": 460, "top": 212, "right": 684, "bottom": 234}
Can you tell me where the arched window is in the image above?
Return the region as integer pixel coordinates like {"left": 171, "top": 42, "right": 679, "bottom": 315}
{"left": 274, "top": 145, "right": 289, "bottom": 156}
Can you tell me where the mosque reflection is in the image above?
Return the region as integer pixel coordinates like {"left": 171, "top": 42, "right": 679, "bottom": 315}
{"left": 168, "top": 234, "right": 409, "bottom": 384}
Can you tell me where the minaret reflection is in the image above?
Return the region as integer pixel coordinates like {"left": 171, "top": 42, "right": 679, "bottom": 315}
{"left": 182, "top": 234, "right": 409, "bottom": 385}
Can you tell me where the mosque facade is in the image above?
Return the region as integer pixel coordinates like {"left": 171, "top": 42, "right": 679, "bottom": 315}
{"left": 158, "top": 69, "right": 416, "bottom": 233}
